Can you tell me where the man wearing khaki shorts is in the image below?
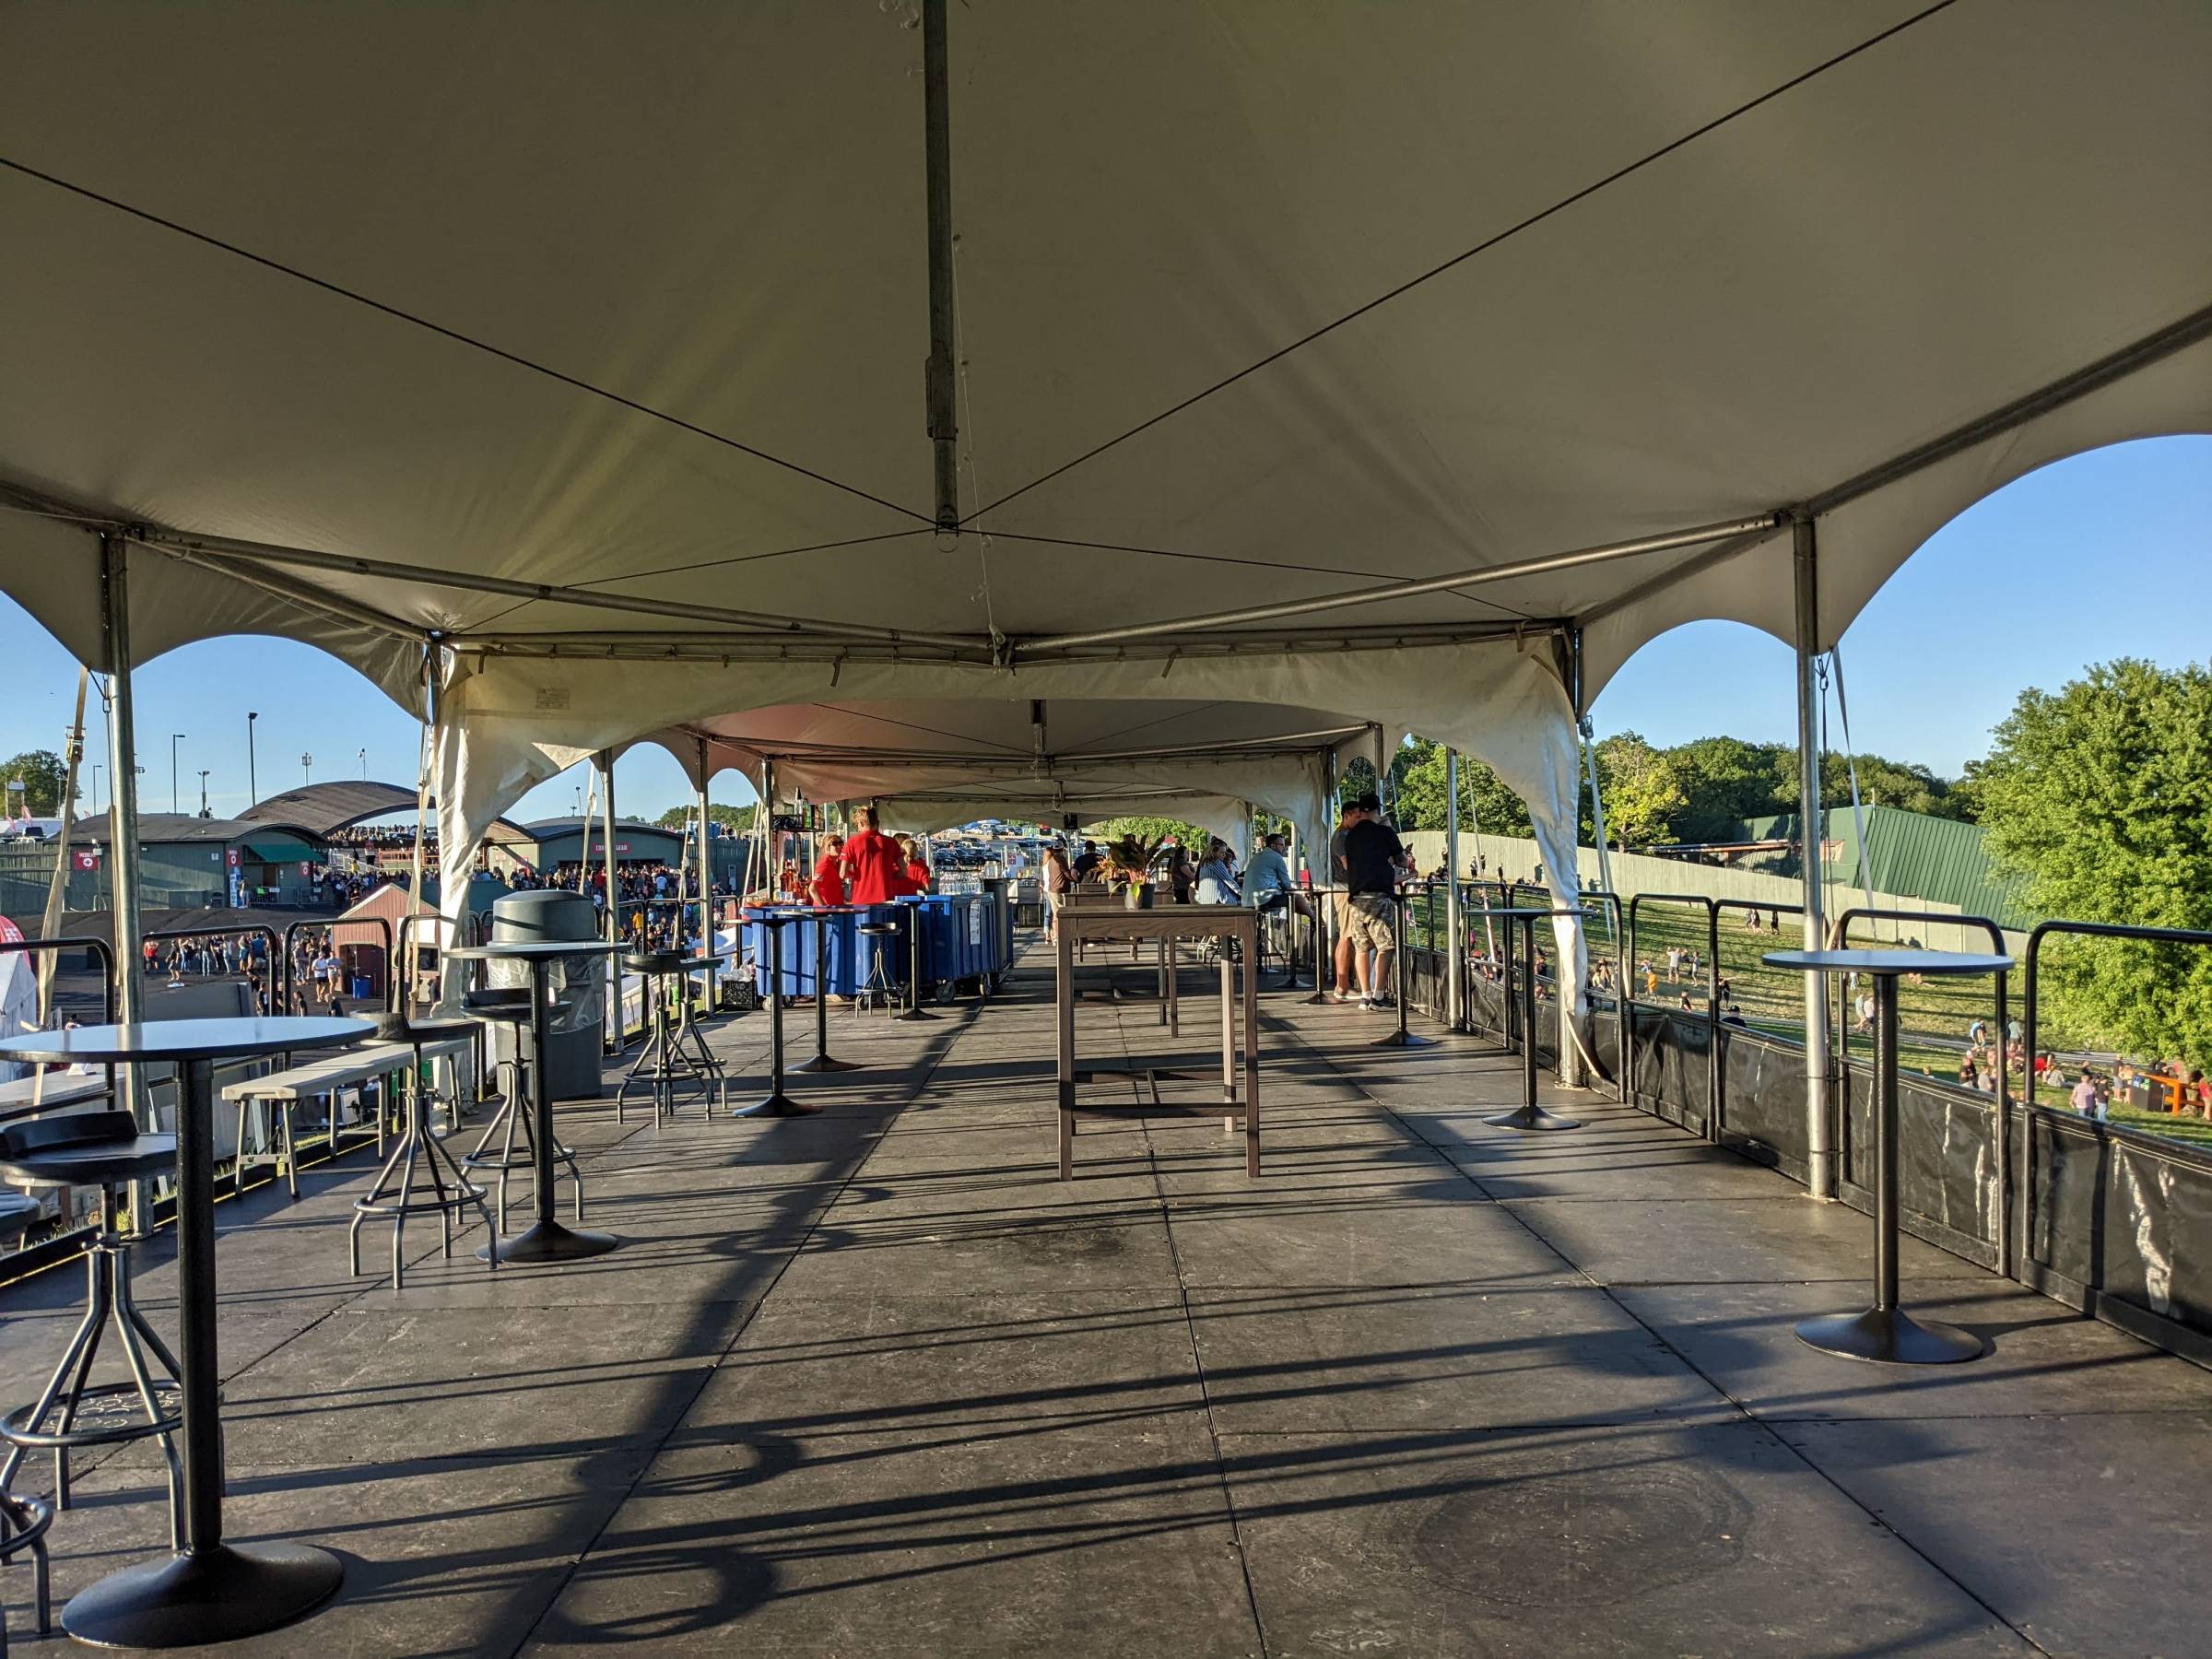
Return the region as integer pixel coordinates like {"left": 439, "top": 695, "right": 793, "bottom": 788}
{"left": 1327, "top": 798, "right": 1363, "bottom": 1002}
{"left": 1338, "top": 791, "right": 1409, "bottom": 1010}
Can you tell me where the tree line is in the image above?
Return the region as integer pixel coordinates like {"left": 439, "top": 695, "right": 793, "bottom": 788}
{"left": 1378, "top": 733, "right": 1975, "bottom": 849}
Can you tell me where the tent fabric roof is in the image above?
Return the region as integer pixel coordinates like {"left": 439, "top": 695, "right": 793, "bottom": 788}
{"left": 2, "top": 0, "right": 2204, "bottom": 706}
{"left": 239, "top": 780, "right": 531, "bottom": 843}
{"left": 6, "top": 3, "right": 2207, "bottom": 1077}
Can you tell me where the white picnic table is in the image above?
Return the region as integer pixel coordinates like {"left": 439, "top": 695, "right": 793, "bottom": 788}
{"left": 220, "top": 1034, "right": 473, "bottom": 1198}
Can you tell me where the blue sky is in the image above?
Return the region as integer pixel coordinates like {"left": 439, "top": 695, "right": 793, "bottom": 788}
{"left": 2, "top": 436, "right": 2206, "bottom": 822}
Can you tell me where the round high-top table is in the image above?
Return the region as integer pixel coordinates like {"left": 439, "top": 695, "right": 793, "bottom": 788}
{"left": 794, "top": 907, "right": 862, "bottom": 1074}
{"left": 444, "top": 939, "right": 622, "bottom": 1263}
{"left": 735, "top": 912, "right": 818, "bottom": 1116}
{"left": 1366, "top": 887, "right": 1437, "bottom": 1050}
{"left": 0, "top": 1017, "right": 372, "bottom": 1649}
{"left": 1766, "top": 947, "right": 2009, "bottom": 1365}
{"left": 1299, "top": 884, "right": 1340, "bottom": 1006}
{"left": 1473, "top": 907, "right": 1583, "bottom": 1132}
{"left": 894, "top": 897, "right": 939, "bottom": 1022}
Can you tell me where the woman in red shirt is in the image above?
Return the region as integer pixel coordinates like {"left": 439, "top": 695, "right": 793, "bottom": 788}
{"left": 900, "top": 836, "right": 931, "bottom": 896}
{"left": 840, "top": 807, "right": 907, "bottom": 906}
{"left": 809, "top": 835, "right": 848, "bottom": 907}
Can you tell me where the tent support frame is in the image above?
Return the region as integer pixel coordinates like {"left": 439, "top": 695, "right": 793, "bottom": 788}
{"left": 1015, "top": 513, "right": 1779, "bottom": 656}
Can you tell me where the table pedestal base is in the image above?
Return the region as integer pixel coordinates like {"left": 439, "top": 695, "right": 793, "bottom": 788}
{"left": 1484, "top": 1103, "right": 1580, "bottom": 1133}
{"left": 477, "top": 1218, "right": 618, "bottom": 1265}
{"left": 735, "top": 1091, "right": 821, "bottom": 1118}
{"left": 794, "top": 1053, "right": 861, "bottom": 1073}
{"left": 1369, "top": 1027, "right": 1436, "bottom": 1049}
{"left": 64, "top": 1539, "right": 343, "bottom": 1649}
{"left": 1794, "top": 1305, "right": 1983, "bottom": 1365}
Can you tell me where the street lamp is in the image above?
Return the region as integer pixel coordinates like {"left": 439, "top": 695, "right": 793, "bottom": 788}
{"left": 90, "top": 763, "right": 103, "bottom": 815}
{"left": 300, "top": 752, "right": 313, "bottom": 786}
{"left": 171, "top": 733, "right": 186, "bottom": 814}
{"left": 197, "top": 770, "right": 211, "bottom": 818}
{"left": 358, "top": 747, "right": 367, "bottom": 780}
{"left": 246, "top": 712, "right": 258, "bottom": 806}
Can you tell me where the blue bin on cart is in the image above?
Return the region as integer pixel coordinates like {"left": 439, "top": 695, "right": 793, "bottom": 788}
{"left": 787, "top": 906, "right": 864, "bottom": 997}
{"left": 919, "top": 896, "right": 961, "bottom": 985}
{"left": 741, "top": 907, "right": 815, "bottom": 998}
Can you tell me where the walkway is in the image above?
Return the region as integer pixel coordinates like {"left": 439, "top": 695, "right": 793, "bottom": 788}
{"left": 1, "top": 939, "right": 2205, "bottom": 1655}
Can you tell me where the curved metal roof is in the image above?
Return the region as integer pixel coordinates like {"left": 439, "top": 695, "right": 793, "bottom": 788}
{"left": 238, "top": 781, "right": 529, "bottom": 843}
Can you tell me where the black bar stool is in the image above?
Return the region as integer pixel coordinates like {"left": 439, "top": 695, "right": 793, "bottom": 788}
{"left": 0, "top": 1193, "right": 54, "bottom": 1654}
{"left": 0, "top": 1113, "right": 183, "bottom": 1535}
{"left": 459, "top": 989, "right": 583, "bottom": 1230}
{"left": 348, "top": 1011, "right": 500, "bottom": 1288}
{"left": 856, "top": 921, "right": 901, "bottom": 1014}
{"left": 735, "top": 912, "right": 818, "bottom": 1116}
{"left": 617, "top": 952, "right": 725, "bottom": 1123}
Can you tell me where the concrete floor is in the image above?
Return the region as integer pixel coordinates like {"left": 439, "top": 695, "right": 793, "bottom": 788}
{"left": 2, "top": 938, "right": 2206, "bottom": 1656}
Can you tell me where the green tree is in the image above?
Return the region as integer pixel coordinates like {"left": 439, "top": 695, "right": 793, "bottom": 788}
{"left": 1665, "top": 736, "right": 1795, "bottom": 842}
{"left": 1593, "top": 732, "right": 1686, "bottom": 851}
{"left": 1975, "top": 658, "right": 2212, "bottom": 1062}
{"left": 1089, "top": 816, "right": 1214, "bottom": 857}
{"left": 654, "top": 802, "right": 756, "bottom": 834}
{"left": 1387, "top": 737, "right": 1534, "bottom": 838}
{"left": 2, "top": 749, "right": 67, "bottom": 816}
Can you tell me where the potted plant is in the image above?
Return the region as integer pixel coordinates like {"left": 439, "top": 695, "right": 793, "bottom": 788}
{"left": 1104, "top": 831, "right": 1164, "bottom": 909}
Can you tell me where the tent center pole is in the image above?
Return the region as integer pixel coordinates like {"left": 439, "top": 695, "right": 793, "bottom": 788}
{"left": 1444, "top": 749, "right": 1465, "bottom": 1030}
{"left": 599, "top": 749, "right": 620, "bottom": 1053}
{"left": 1794, "top": 514, "right": 1835, "bottom": 1200}
{"left": 697, "top": 737, "right": 716, "bottom": 1014}
{"left": 922, "top": 0, "right": 959, "bottom": 533}
{"left": 99, "top": 533, "right": 150, "bottom": 1219}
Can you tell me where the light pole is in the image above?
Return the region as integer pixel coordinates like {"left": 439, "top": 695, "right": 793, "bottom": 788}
{"left": 90, "top": 763, "right": 103, "bottom": 815}
{"left": 171, "top": 733, "right": 186, "bottom": 814}
{"left": 197, "top": 770, "right": 211, "bottom": 818}
{"left": 300, "top": 752, "right": 313, "bottom": 786}
{"left": 358, "top": 747, "right": 367, "bottom": 780}
{"left": 246, "top": 711, "right": 258, "bottom": 807}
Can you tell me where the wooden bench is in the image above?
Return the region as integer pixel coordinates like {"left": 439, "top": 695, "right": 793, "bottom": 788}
{"left": 220, "top": 1036, "right": 471, "bottom": 1200}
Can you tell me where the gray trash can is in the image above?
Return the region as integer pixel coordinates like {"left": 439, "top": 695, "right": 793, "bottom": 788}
{"left": 489, "top": 889, "right": 606, "bottom": 1101}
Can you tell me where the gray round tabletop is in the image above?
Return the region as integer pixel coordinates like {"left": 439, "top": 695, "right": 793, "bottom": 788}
{"left": 443, "top": 940, "right": 621, "bottom": 960}
{"left": 0, "top": 1016, "right": 375, "bottom": 1066}
{"left": 1763, "top": 948, "right": 2012, "bottom": 977}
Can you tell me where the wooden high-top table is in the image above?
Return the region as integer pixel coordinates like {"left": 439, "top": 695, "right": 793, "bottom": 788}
{"left": 1054, "top": 903, "right": 1260, "bottom": 1178}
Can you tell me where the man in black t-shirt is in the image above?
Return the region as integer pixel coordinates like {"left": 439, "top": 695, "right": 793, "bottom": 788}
{"left": 1336, "top": 792, "right": 1408, "bottom": 1008}
{"left": 1326, "top": 799, "right": 1363, "bottom": 1002}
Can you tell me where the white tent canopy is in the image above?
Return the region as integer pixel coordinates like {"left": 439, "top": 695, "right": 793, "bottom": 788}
{"left": 4, "top": 3, "right": 2210, "bottom": 1087}
{"left": 633, "top": 696, "right": 1384, "bottom": 864}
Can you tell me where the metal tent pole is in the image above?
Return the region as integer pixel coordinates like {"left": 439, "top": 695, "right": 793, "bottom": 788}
{"left": 921, "top": 0, "right": 959, "bottom": 534}
{"left": 99, "top": 535, "right": 150, "bottom": 1221}
{"left": 1444, "top": 748, "right": 1465, "bottom": 1030}
{"left": 697, "top": 736, "right": 716, "bottom": 1014}
{"left": 599, "top": 749, "right": 620, "bottom": 1053}
{"left": 1794, "top": 515, "right": 1835, "bottom": 1200}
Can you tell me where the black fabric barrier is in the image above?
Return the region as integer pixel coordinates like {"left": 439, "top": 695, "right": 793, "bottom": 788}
{"left": 1714, "top": 1024, "right": 1812, "bottom": 1182}
{"left": 1395, "top": 955, "right": 2212, "bottom": 1362}
{"left": 2021, "top": 1111, "right": 2212, "bottom": 1360}
{"left": 1839, "top": 1061, "right": 1999, "bottom": 1268}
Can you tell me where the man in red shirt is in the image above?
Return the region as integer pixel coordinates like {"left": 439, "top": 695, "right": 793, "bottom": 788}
{"left": 841, "top": 806, "right": 907, "bottom": 906}
{"left": 810, "top": 835, "right": 848, "bottom": 908}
